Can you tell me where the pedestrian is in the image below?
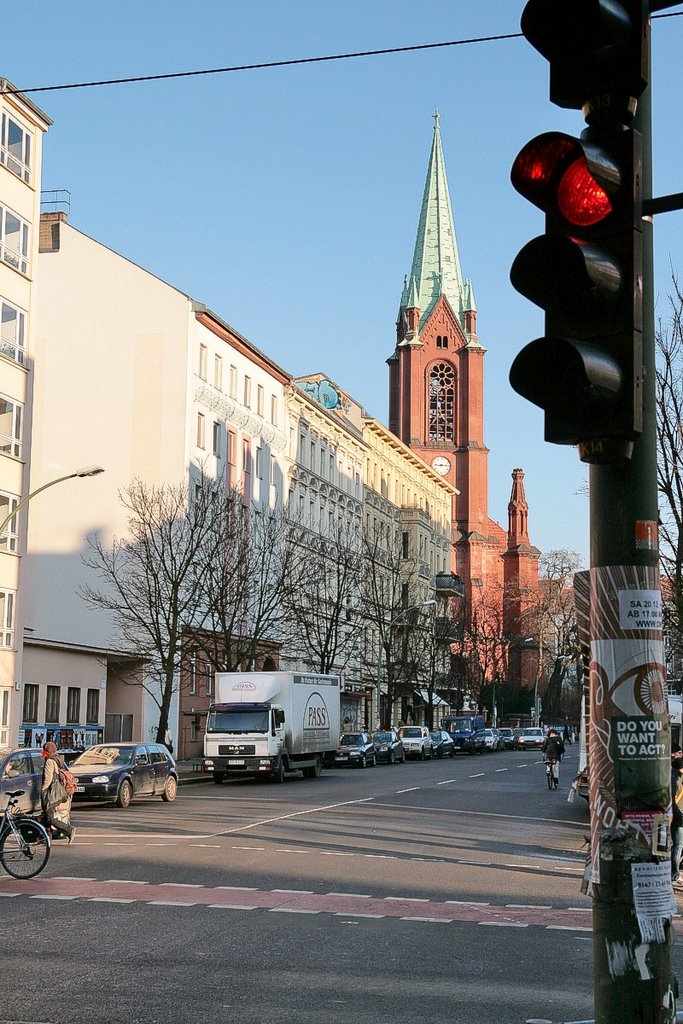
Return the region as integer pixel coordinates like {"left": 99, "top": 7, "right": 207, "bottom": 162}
{"left": 40, "top": 741, "right": 75, "bottom": 844}
{"left": 671, "top": 749, "right": 683, "bottom": 888}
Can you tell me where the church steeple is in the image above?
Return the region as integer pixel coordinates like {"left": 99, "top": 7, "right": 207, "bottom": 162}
{"left": 404, "top": 110, "right": 465, "bottom": 334}
{"left": 507, "top": 468, "right": 530, "bottom": 548}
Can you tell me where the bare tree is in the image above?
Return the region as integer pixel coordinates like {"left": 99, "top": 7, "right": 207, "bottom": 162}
{"left": 656, "top": 276, "right": 683, "bottom": 669}
{"left": 534, "top": 549, "right": 583, "bottom": 721}
{"left": 81, "top": 477, "right": 219, "bottom": 743}
{"left": 192, "top": 490, "right": 304, "bottom": 673}
{"left": 283, "top": 514, "right": 362, "bottom": 676}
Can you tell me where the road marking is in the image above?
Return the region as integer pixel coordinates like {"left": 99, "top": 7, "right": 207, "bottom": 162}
{"left": 189, "top": 844, "right": 221, "bottom": 848}
{"left": 273, "top": 888, "right": 314, "bottom": 894}
{"left": 436, "top": 780, "right": 457, "bottom": 785}
{"left": 567, "top": 907, "right": 592, "bottom": 912}
{"left": 478, "top": 920, "right": 528, "bottom": 927}
{"left": 89, "top": 897, "right": 136, "bottom": 904}
{"left": 146, "top": 843, "right": 178, "bottom": 847}
{"left": 105, "top": 879, "right": 149, "bottom": 885}
{"left": 160, "top": 882, "right": 204, "bottom": 888}
{"left": 402, "top": 917, "right": 450, "bottom": 923}
{"left": 495, "top": 768, "right": 508, "bottom": 773}
{"left": 52, "top": 876, "right": 96, "bottom": 881}
{"left": 516, "top": 764, "right": 528, "bottom": 768}
{"left": 275, "top": 849, "right": 304, "bottom": 854}
{"left": 0, "top": 892, "right": 20, "bottom": 897}
{"left": 231, "top": 846, "right": 265, "bottom": 851}
{"left": 148, "top": 900, "right": 196, "bottom": 907}
{"left": 469, "top": 773, "right": 484, "bottom": 778}
{"left": 506, "top": 903, "right": 552, "bottom": 910}
{"left": 364, "top": 854, "right": 396, "bottom": 859}
{"left": 320, "top": 851, "right": 354, "bottom": 857}
{"left": 446, "top": 900, "right": 490, "bottom": 906}
{"left": 335, "top": 912, "right": 384, "bottom": 919}
{"left": 215, "top": 885, "right": 259, "bottom": 891}
{"left": 396, "top": 787, "right": 420, "bottom": 793}
{"left": 385, "top": 896, "right": 429, "bottom": 902}
{"left": 208, "top": 903, "right": 257, "bottom": 910}
{"left": 327, "top": 892, "right": 371, "bottom": 898}
{"left": 269, "top": 907, "right": 320, "bottom": 914}
{"left": 29, "top": 894, "right": 77, "bottom": 901}
{"left": 546, "top": 925, "right": 592, "bottom": 932}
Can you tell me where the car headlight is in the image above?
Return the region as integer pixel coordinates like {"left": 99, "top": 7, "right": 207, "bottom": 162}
{"left": 92, "top": 775, "right": 110, "bottom": 783}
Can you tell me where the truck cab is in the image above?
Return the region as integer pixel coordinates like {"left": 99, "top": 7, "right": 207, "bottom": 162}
{"left": 441, "top": 714, "right": 485, "bottom": 755}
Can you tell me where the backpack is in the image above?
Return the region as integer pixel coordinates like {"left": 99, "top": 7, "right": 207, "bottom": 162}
{"left": 58, "top": 765, "right": 77, "bottom": 797}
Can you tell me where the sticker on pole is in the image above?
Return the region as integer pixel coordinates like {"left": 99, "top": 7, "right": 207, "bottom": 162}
{"left": 631, "top": 861, "right": 676, "bottom": 943}
{"left": 634, "top": 520, "right": 658, "bottom": 552}
{"left": 618, "top": 589, "right": 662, "bottom": 630}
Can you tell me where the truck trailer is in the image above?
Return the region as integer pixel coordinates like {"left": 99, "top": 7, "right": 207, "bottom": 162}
{"left": 203, "top": 671, "right": 341, "bottom": 784}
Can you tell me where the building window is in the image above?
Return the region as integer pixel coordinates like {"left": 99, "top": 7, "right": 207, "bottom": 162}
{"left": 0, "top": 687, "right": 8, "bottom": 746}
{"left": 428, "top": 362, "right": 456, "bottom": 442}
{"left": 257, "top": 385, "right": 264, "bottom": 417}
{"left": 212, "top": 421, "right": 221, "bottom": 457}
{"left": 310, "top": 441, "right": 316, "bottom": 473}
{"left": 86, "top": 688, "right": 100, "bottom": 724}
{"left": 196, "top": 412, "right": 205, "bottom": 449}
{"left": 0, "top": 394, "right": 22, "bottom": 457}
{"left": 229, "top": 365, "right": 237, "bottom": 398}
{"left": 23, "top": 683, "right": 38, "bottom": 723}
{"left": 198, "top": 344, "right": 207, "bottom": 380}
{"left": 402, "top": 532, "right": 409, "bottom": 559}
{"left": 242, "top": 439, "right": 252, "bottom": 499}
{"left": 189, "top": 651, "right": 197, "bottom": 695}
{"left": 255, "top": 447, "right": 263, "bottom": 479}
{"left": 0, "top": 491, "right": 18, "bottom": 551}
{"left": 436, "top": 335, "right": 449, "bottom": 349}
{"left": 0, "top": 588, "right": 14, "bottom": 646}
{"left": 206, "top": 666, "right": 214, "bottom": 696}
{"left": 270, "top": 395, "right": 278, "bottom": 426}
{"left": 1, "top": 113, "right": 32, "bottom": 183}
{"left": 214, "top": 355, "right": 223, "bottom": 391}
{"left": 0, "top": 204, "right": 30, "bottom": 275}
{"left": 66, "top": 687, "right": 80, "bottom": 724}
{"left": 1, "top": 298, "right": 26, "bottom": 365}
{"left": 270, "top": 455, "right": 276, "bottom": 488}
{"left": 45, "top": 685, "right": 60, "bottom": 724}
{"left": 227, "top": 430, "right": 236, "bottom": 485}
{"left": 244, "top": 376, "right": 252, "bottom": 408}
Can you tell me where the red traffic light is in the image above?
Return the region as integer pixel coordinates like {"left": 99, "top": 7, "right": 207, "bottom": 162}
{"left": 511, "top": 132, "right": 620, "bottom": 228}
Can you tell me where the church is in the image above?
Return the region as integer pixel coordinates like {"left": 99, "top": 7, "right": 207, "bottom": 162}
{"left": 388, "top": 113, "right": 540, "bottom": 689}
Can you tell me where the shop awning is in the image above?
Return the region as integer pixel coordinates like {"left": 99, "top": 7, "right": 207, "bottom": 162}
{"left": 414, "top": 689, "right": 449, "bottom": 708}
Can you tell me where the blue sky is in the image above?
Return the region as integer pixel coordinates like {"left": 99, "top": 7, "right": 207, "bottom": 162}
{"left": 5, "top": 1, "right": 682, "bottom": 568}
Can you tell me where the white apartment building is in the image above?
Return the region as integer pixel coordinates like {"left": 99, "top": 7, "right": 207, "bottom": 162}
{"left": 0, "top": 80, "right": 50, "bottom": 747}
{"left": 22, "top": 213, "right": 289, "bottom": 749}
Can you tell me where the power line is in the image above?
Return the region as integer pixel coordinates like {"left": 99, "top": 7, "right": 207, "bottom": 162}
{"left": 2, "top": 33, "right": 522, "bottom": 96}
{"left": 2, "top": 12, "right": 680, "bottom": 99}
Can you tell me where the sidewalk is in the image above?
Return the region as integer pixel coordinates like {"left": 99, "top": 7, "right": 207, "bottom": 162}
{"left": 175, "top": 758, "right": 212, "bottom": 786}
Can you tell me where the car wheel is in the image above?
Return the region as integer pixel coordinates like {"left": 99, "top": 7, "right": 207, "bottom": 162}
{"left": 161, "top": 775, "right": 177, "bottom": 802}
{"left": 272, "top": 758, "right": 285, "bottom": 783}
{"left": 371, "top": 754, "right": 377, "bottom": 767}
{"left": 115, "top": 779, "right": 133, "bottom": 808}
{"left": 389, "top": 750, "right": 395, "bottom": 765}
{"left": 360, "top": 755, "right": 367, "bottom": 769}
{"left": 213, "top": 772, "right": 225, "bottom": 785}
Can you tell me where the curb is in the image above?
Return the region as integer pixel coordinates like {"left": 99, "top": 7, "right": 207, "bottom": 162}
{"left": 178, "top": 773, "right": 213, "bottom": 786}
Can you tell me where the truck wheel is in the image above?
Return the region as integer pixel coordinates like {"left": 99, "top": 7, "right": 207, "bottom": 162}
{"left": 302, "top": 757, "right": 322, "bottom": 779}
{"left": 272, "top": 759, "right": 285, "bottom": 784}
{"left": 213, "top": 772, "right": 225, "bottom": 785}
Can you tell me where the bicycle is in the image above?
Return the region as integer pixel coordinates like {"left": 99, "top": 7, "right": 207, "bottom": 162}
{"left": 545, "top": 758, "right": 560, "bottom": 790}
{"left": 0, "top": 790, "right": 51, "bottom": 879}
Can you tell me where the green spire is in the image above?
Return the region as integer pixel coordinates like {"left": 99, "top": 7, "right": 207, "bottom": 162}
{"left": 408, "top": 110, "right": 465, "bottom": 330}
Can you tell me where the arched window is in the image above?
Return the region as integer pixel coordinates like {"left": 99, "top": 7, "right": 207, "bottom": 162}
{"left": 428, "top": 362, "right": 455, "bottom": 442}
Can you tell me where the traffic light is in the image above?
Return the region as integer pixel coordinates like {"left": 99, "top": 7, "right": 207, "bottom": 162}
{"left": 509, "top": 0, "right": 647, "bottom": 464}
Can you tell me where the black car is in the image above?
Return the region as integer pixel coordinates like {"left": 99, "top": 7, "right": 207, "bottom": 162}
{"left": 69, "top": 743, "right": 178, "bottom": 807}
{"left": 498, "top": 728, "right": 515, "bottom": 750}
{"left": 372, "top": 729, "right": 405, "bottom": 765}
{"left": 0, "top": 747, "right": 44, "bottom": 814}
{"left": 430, "top": 730, "right": 456, "bottom": 758}
{"left": 333, "top": 732, "right": 376, "bottom": 768}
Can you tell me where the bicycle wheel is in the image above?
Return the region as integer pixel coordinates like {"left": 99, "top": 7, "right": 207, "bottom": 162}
{"left": 546, "top": 767, "right": 553, "bottom": 790}
{"left": 0, "top": 818, "right": 51, "bottom": 879}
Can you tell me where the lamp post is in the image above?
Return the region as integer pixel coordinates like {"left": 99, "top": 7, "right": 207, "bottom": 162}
{"left": 375, "top": 598, "right": 436, "bottom": 729}
{"left": 0, "top": 465, "right": 105, "bottom": 539}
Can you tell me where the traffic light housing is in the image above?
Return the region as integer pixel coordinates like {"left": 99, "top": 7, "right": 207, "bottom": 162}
{"left": 509, "top": 0, "right": 647, "bottom": 464}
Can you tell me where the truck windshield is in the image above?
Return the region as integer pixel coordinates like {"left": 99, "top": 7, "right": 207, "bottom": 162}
{"left": 452, "top": 718, "right": 475, "bottom": 732}
{"left": 207, "top": 710, "right": 269, "bottom": 733}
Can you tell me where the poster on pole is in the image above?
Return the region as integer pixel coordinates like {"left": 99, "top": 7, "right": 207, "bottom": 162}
{"left": 574, "top": 566, "right": 668, "bottom": 883}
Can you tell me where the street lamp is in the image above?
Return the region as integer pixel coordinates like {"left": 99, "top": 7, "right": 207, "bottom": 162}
{"left": 375, "top": 598, "right": 437, "bottom": 729}
{"left": 0, "top": 465, "right": 105, "bottom": 539}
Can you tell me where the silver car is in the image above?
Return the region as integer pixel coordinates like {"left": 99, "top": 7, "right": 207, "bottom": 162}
{"left": 398, "top": 726, "right": 433, "bottom": 760}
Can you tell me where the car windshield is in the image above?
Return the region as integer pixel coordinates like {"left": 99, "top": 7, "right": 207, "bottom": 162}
{"left": 340, "top": 734, "right": 363, "bottom": 746}
{"left": 522, "top": 729, "right": 542, "bottom": 736}
{"left": 401, "top": 727, "right": 422, "bottom": 738}
{"left": 72, "top": 745, "right": 134, "bottom": 767}
{"left": 373, "top": 732, "right": 392, "bottom": 743}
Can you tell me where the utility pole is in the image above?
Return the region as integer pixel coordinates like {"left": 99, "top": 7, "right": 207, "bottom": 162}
{"left": 510, "top": 2, "right": 681, "bottom": 1020}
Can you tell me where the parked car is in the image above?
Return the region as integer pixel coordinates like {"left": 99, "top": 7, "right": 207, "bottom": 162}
{"left": 498, "top": 727, "right": 515, "bottom": 750}
{"left": 69, "top": 743, "right": 178, "bottom": 807}
{"left": 482, "top": 728, "right": 504, "bottom": 752}
{"left": 0, "top": 747, "right": 44, "bottom": 814}
{"left": 398, "top": 726, "right": 433, "bottom": 760}
{"left": 430, "top": 730, "right": 455, "bottom": 758}
{"left": 372, "top": 729, "right": 405, "bottom": 765}
{"left": 515, "top": 727, "right": 545, "bottom": 751}
{"left": 334, "top": 732, "right": 376, "bottom": 768}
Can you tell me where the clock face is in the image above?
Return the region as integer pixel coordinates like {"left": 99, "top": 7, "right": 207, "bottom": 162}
{"left": 432, "top": 456, "right": 451, "bottom": 475}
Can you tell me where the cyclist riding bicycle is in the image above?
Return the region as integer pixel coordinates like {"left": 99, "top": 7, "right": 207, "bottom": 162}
{"left": 542, "top": 728, "right": 565, "bottom": 788}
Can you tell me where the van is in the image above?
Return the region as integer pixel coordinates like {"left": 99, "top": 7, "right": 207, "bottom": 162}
{"left": 441, "top": 714, "right": 486, "bottom": 755}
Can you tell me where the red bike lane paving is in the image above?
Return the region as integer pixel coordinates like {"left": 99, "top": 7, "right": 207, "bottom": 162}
{"left": 0, "top": 873, "right": 603, "bottom": 929}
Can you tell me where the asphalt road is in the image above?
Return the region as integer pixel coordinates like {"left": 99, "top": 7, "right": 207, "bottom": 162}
{"left": 1, "top": 744, "right": 680, "bottom": 1024}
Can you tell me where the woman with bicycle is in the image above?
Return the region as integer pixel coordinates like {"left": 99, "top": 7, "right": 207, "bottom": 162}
{"left": 41, "top": 742, "right": 75, "bottom": 844}
{"left": 542, "top": 728, "right": 565, "bottom": 789}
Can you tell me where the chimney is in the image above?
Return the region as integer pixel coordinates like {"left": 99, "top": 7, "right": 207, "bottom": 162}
{"left": 39, "top": 211, "right": 67, "bottom": 253}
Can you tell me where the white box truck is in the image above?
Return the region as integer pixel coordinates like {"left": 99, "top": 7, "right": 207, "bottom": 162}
{"left": 203, "top": 671, "right": 341, "bottom": 784}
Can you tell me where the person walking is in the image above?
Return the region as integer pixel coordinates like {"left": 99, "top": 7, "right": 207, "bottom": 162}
{"left": 40, "top": 741, "right": 75, "bottom": 844}
{"left": 671, "top": 749, "right": 683, "bottom": 888}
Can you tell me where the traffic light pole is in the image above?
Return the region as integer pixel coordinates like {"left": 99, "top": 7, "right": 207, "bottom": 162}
{"left": 589, "top": 69, "right": 677, "bottom": 1024}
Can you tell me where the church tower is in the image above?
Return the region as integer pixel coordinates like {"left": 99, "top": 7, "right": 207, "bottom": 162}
{"left": 388, "top": 113, "right": 540, "bottom": 679}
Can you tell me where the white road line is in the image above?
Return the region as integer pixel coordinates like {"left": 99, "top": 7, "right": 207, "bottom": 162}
{"left": 567, "top": 907, "right": 592, "bottom": 912}
{"left": 446, "top": 900, "right": 490, "bottom": 906}
{"left": 478, "top": 920, "right": 528, "bottom": 927}
{"left": 273, "top": 888, "right": 314, "bottom": 894}
{"left": 208, "top": 903, "right": 257, "bottom": 910}
{"left": 385, "top": 896, "right": 429, "bottom": 902}
{"left": 146, "top": 843, "right": 178, "bottom": 847}
{"left": 148, "top": 900, "right": 196, "bottom": 907}
{"left": 505, "top": 903, "right": 552, "bottom": 909}
{"left": 215, "top": 885, "right": 259, "bottom": 891}
{"left": 189, "top": 844, "right": 221, "bottom": 848}
{"left": 105, "top": 879, "right": 149, "bottom": 885}
{"left": 516, "top": 764, "right": 528, "bottom": 768}
{"left": 0, "top": 892, "right": 20, "bottom": 897}
{"left": 89, "top": 897, "right": 136, "bottom": 904}
{"left": 364, "top": 854, "right": 396, "bottom": 859}
{"left": 275, "top": 849, "right": 304, "bottom": 854}
{"left": 402, "top": 917, "right": 450, "bottom": 923}
{"left": 320, "top": 851, "right": 354, "bottom": 857}
{"left": 495, "top": 768, "right": 508, "bottom": 773}
{"left": 334, "top": 912, "right": 384, "bottom": 919}
{"left": 52, "top": 876, "right": 96, "bottom": 881}
{"left": 159, "top": 882, "right": 204, "bottom": 888}
{"left": 396, "top": 787, "right": 420, "bottom": 793}
{"left": 469, "top": 773, "right": 484, "bottom": 778}
{"left": 436, "top": 780, "right": 457, "bottom": 785}
{"left": 546, "top": 925, "right": 592, "bottom": 932}
{"left": 29, "top": 894, "right": 77, "bottom": 901}
{"left": 327, "top": 892, "right": 371, "bottom": 898}
{"left": 269, "top": 907, "right": 320, "bottom": 914}
{"left": 231, "top": 846, "right": 265, "bottom": 851}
